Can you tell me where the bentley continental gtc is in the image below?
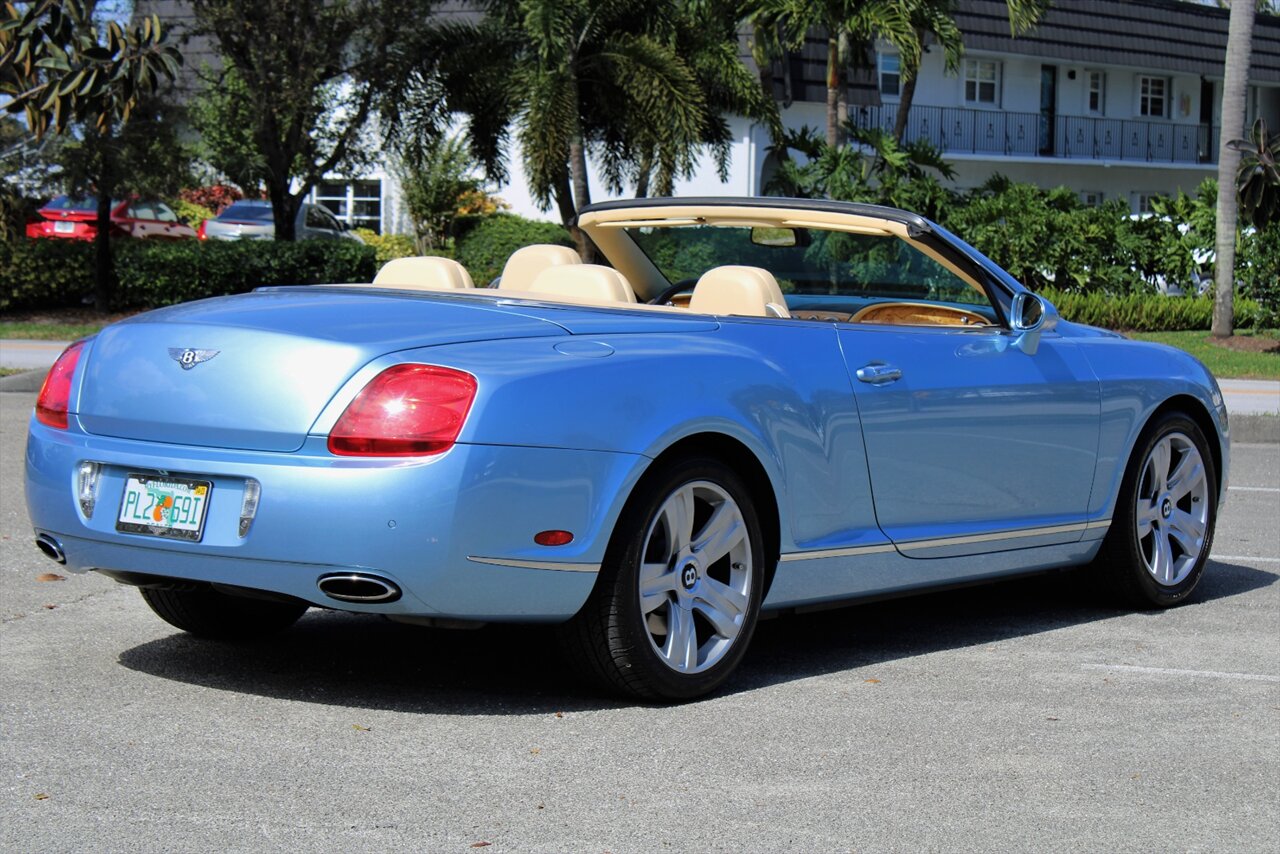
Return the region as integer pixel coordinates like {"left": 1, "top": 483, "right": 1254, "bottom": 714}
{"left": 25, "top": 198, "right": 1228, "bottom": 700}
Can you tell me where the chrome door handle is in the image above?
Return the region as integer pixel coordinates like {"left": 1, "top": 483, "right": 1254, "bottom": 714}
{"left": 856, "top": 363, "right": 902, "bottom": 385}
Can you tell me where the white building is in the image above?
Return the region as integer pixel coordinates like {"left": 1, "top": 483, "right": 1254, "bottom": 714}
{"left": 139, "top": 0, "right": 1280, "bottom": 230}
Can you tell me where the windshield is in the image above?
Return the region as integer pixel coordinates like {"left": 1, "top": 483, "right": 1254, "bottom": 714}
{"left": 218, "top": 202, "right": 274, "bottom": 222}
{"left": 45, "top": 195, "right": 100, "bottom": 212}
{"left": 626, "top": 224, "right": 987, "bottom": 307}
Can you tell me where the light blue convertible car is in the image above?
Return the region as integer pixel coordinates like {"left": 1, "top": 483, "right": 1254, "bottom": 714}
{"left": 25, "top": 198, "right": 1228, "bottom": 700}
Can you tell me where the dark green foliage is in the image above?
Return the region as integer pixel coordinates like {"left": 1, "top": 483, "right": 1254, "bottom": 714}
{"left": 1228, "top": 119, "right": 1280, "bottom": 229}
{"left": 1, "top": 240, "right": 376, "bottom": 311}
{"left": 0, "top": 238, "right": 95, "bottom": 309}
{"left": 1236, "top": 223, "right": 1280, "bottom": 328}
{"left": 454, "top": 214, "right": 574, "bottom": 286}
{"left": 1041, "top": 288, "right": 1261, "bottom": 332}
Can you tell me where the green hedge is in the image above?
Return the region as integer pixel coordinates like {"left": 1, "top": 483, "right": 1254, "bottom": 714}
{"left": 1, "top": 239, "right": 377, "bottom": 311}
{"left": 1040, "top": 288, "right": 1262, "bottom": 332}
{"left": 454, "top": 213, "right": 574, "bottom": 286}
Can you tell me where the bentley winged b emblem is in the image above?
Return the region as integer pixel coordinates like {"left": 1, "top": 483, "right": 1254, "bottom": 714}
{"left": 168, "top": 348, "right": 220, "bottom": 370}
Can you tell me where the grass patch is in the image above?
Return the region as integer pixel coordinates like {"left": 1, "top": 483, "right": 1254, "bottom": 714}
{"left": 1126, "top": 329, "right": 1280, "bottom": 380}
{"left": 0, "top": 367, "right": 29, "bottom": 378}
{"left": 0, "top": 320, "right": 107, "bottom": 340}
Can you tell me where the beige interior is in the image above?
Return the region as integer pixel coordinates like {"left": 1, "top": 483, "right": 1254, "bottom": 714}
{"left": 577, "top": 203, "right": 987, "bottom": 303}
{"left": 498, "top": 244, "right": 582, "bottom": 291}
{"left": 372, "top": 256, "right": 475, "bottom": 290}
{"left": 688, "top": 265, "right": 791, "bottom": 318}
{"left": 526, "top": 264, "right": 638, "bottom": 304}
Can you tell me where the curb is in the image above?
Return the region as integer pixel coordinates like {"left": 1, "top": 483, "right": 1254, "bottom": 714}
{"left": 1231, "top": 414, "right": 1280, "bottom": 445}
{"left": 0, "top": 370, "right": 45, "bottom": 393}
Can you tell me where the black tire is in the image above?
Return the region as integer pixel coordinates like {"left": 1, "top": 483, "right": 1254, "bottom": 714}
{"left": 561, "top": 456, "right": 766, "bottom": 701}
{"left": 139, "top": 586, "right": 308, "bottom": 639}
{"left": 1092, "top": 411, "right": 1218, "bottom": 609}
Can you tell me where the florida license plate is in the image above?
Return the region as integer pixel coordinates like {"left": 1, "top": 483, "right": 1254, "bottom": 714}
{"left": 116, "top": 474, "right": 212, "bottom": 541}
{"left": 54, "top": 220, "right": 75, "bottom": 234}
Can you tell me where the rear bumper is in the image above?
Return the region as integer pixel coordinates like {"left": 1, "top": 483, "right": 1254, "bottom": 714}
{"left": 26, "top": 417, "right": 646, "bottom": 621}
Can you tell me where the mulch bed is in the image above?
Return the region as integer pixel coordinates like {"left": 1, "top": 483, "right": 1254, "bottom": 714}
{"left": 1209, "top": 334, "right": 1280, "bottom": 355}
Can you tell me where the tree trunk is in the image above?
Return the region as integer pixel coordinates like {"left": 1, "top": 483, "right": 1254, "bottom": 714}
{"left": 92, "top": 128, "right": 115, "bottom": 314}
{"left": 269, "top": 182, "right": 299, "bottom": 241}
{"left": 836, "top": 32, "right": 849, "bottom": 148}
{"left": 894, "top": 70, "right": 920, "bottom": 144}
{"left": 634, "top": 150, "right": 654, "bottom": 199}
{"left": 93, "top": 189, "right": 114, "bottom": 314}
{"left": 826, "top": 36, "right": 840, "bottom": 149}
{"left": 1213, "top": 0, "right": 1257, "bottom": 339}
{"left": 569, "top": 137, "right": 596, "bottom": 262}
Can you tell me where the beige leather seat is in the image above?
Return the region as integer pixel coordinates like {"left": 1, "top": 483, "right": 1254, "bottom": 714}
{"left": 526, "top": 264, "right": 638, "bottom": 304}
{"left": 498, "top": 244, "right": 581, "bottom": 291}
{"left": 688, "top": 265, "right": 790, "bottom": 318}
{"left": 372, "top": 256, "right": 475, "bottom": 290}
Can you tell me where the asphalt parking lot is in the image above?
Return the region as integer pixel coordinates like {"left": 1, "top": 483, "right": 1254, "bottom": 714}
{"left": 1, "top": 388, "right": 1276, "bottom": 853}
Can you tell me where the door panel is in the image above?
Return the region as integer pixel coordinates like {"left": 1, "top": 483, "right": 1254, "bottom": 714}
{"left": 840, "top": 326, "right": 1100, "bottom": 557}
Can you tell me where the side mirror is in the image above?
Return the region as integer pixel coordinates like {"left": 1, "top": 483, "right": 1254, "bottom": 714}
{"left": 1009, "top": 292, "right": 1059, "bottom": 355}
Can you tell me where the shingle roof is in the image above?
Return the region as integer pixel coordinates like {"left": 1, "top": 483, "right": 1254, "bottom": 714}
{"left": 956, "top": 0, "right": 1280, "bottom": 84}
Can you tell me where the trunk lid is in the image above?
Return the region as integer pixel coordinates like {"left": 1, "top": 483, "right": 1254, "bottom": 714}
{"left": 76, "top": 289, "right": 568, "bottom": 452}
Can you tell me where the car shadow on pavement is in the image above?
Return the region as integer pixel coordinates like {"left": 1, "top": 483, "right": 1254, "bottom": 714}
{"left": 117, "top": 559, "right": 1276, "bottom": 713}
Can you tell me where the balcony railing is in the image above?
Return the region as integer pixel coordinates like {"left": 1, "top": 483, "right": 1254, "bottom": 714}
{"left": 848, "top": 104, "right": 1219, "bottom": 165}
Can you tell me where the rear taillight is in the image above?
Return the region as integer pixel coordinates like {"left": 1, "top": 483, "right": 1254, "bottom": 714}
{"left": 197, "top": 220, "right": 207, "bottom": 240}
{"left": 36, "top": 340, "right": 86, "bottom": 429}
{"left": 328, "top": 364, "right": 477, "bottom": 457}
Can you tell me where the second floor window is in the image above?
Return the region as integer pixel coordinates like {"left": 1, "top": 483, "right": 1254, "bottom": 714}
{"left": 1139, "top": 76, "right": 1168, "bottom": 118}
{"left": 1087, "top": 71, "right": 1106, "bottom": 115}
{"left": 964, "top": 59, "right": 1000, "bottom": 106}
{"left": 879, "top": 53, "right": 900, "bottom": 97}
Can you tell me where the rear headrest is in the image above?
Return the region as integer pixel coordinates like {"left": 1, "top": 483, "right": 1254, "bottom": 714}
{"left": 373, "top": 256, "right": 474, "bottom": 290}
{"left": 527, "top": 264, "right": 638, "bottom": 304}
{"left": 688, "top": 265, "right": 790, "bottom": 318}
{"left": 499, "top": 244, "right": 581, "bottom": 291}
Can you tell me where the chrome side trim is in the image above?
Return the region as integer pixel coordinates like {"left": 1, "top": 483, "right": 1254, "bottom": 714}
{"left": 897, "top": 522, "right": 1092, "bottom": 552}
{"left": 780, "top": 543, "right": 897, "bottom": 562}
{"left": 1084, "top": 518, "right": 1113, "bottom": 533}
{"left": 467, "top": 556, "right": 601, "bottom": 573}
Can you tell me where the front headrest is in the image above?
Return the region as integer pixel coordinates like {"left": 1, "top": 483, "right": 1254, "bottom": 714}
{"left": 527, "top": 264, "right": 638, "bottom": 303}
{"left": 373, "top": 256, "right": 475, "bottom": 290}
{"left": 498, "top": 244, "right": 582, "bottom": 291}
{"left": 688, "top": 265, "right": 790, "bottom": 318}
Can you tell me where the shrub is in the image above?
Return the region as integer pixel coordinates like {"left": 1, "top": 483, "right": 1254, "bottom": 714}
{"left": 1, "top": 239, "right": 376, "bottom": 311}
{"left": 1041, "top": 288, "right": 1261, "bottom": 332}
{"left": 454, "top": 213, "right": 574, "bottom": 286}
{"left": 171, "top": 199, "right": 216, "bottom": 229}
{"left": 353, "top": 229, "right": 422, "bottom": 265}
{"left": 1236, "top": 223, "right": 1280, "bottom": 329}
{"left": 179, "top": 184, "right": 244, "bottom": 216}
{"left": 0, "top": 240, "right": 96, "bottom": 310}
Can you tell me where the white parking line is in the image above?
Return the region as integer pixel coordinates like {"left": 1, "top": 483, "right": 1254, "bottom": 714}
{"left": 1211, "top": 554, "right": 1280, "bottom": 563}
{"left": 1083, "top": 664, "right": 1280, "bottom": 683}
{"left": 1229, "top": 486, "right": 1280, "bottom": 493}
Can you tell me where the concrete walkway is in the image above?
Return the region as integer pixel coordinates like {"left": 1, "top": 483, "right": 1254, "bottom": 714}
{"left": 2, "top": 336, "right": 1278, "bottom": 438}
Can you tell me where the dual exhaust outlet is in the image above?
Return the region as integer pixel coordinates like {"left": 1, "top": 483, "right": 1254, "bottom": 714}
{"left": 34, "top": 535, "right": 400, "bottom": 605}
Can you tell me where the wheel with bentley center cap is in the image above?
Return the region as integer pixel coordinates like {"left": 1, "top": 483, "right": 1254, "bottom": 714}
{"left": 1093, "top": 411, "right": 1217, "bottom": 608}
{"left": 561, "top": 457, "right": 764, "bottom": 701}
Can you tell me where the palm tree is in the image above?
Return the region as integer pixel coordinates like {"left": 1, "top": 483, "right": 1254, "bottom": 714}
{"left": 763, "top": 0, "right": 921, "bottom": 149}
{"left": 891, "top": 0, "right": 1047, "bottom": 144}
{"left": 1213, "top": 0, "right": 1258, "bottom": 339}
{"left": 389, "top": 0, "right": 759, "bottom": 258}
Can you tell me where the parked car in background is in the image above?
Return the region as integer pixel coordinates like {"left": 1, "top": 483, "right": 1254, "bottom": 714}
{"left": 197, "top": 199, "right": 363, "bottom": 242}
{"left": 26, "top": 195, "right": 196, "bottom": 241}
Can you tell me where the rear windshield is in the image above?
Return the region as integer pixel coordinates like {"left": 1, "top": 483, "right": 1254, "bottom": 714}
{"left": 45, "top": 195, "right": 99, "bottom": 211}
{"left": 218, "top": 202, "right": 274, "bottom": 222}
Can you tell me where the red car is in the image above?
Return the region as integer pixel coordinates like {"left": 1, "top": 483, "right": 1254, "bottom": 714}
{"left": 26, "top": 195, "right": 196, "bottom": 241}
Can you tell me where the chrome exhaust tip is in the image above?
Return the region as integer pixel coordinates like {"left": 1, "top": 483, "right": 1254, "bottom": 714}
{"left": 35, "top": 534, "right": 65, "bottom": 564}
{"left": 316, "top": 573, "right": 401, "bottom": 604}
